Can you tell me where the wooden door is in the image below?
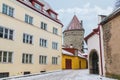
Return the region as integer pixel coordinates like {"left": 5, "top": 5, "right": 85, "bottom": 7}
{"left": 79, "top": 60, "right": 81, "bottom": 69}
{"left": 65, "top": 59, "right": 72, "bottom": 69}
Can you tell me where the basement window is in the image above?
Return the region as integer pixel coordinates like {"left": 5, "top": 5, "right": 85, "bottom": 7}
{"left": 0, "top": 72, "right": 9, "bottom": 78}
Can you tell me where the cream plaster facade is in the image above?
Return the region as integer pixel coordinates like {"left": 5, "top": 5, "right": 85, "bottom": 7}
{"left": 0, "top": 0, "right": 62, "bottom": 77}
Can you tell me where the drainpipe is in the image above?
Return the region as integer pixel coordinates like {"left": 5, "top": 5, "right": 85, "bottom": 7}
{"left": 98, "top": 24, "right": 103, "bottom": 76}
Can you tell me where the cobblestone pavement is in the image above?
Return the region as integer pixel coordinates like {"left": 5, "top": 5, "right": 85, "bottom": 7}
{"left": 10, "top": 69, "right": 116, "bottom": 80}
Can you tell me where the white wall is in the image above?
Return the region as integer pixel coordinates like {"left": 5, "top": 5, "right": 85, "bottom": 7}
{"left": 87, "top": 33, "right": 103, "bottom": 75}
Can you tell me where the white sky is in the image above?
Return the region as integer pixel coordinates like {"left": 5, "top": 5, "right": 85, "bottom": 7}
{"left": 45, "top": 0, "right": 115, "bottom": 36}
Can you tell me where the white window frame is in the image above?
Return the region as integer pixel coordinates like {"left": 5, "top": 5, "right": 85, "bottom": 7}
{"left": 0, "top": 51, "right": 13, "bottom": 63}
{"left": 40, "top": 38, "right": 47, "bottom": 47}
{"left": 34, "top": 3, "right": 42, "bottom": 10}
{"left": 23, "top": 33, "right": 33, "bottom": 44}
{"left": 52, "top": 57, "right": 58, "bottom": 65}
{"left": 0, "top": 26, "right": 14, "bottom": 40}
{"left": 53, "top": 27, "right": 58, "bottom": 35}
{"left": 39, "top": 55, "right": 47, "bottom": 64}
{"left": 22, "top": 53, "right": 33, "bottom": 64}
{"left": 52, "top": 42, "right": 58, "bottom": 50}
{"left": 41, "top": 22, "right": 47, "bottom": 30}
{"left": 25, "top": 14, "right": 33, "bottom": 25}
{"left": 2, "top": 4, "right": 14, "bottom": 17}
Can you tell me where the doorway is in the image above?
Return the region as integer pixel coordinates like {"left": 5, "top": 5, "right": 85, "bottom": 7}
{"left": 89, "top": 50, "right": 99, "bottom": 74}
{"left": 65, "top": 59, "right": 72, "bottom": 69}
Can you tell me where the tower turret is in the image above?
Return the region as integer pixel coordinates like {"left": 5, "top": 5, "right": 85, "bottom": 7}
{"left": 63, "top": 15, "right": 84, "bottom": 52}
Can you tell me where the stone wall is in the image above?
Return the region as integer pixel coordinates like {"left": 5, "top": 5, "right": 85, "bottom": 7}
{"left": 63, "top": 30, "right": 84, "bottom": 51}
{"left": 103, "top": 15, "right": 120, "bottom": 76}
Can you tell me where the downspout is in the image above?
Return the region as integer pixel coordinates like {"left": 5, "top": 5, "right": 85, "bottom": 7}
{"left": 98, "top": 24, "right": 103, "bottom": 76}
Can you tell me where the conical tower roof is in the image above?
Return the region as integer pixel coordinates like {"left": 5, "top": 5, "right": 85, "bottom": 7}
{"left": 65, "top": 15, "right": 83, "bottom": 31}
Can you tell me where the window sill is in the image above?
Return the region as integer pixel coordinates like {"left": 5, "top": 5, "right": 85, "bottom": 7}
{"left": 22, "top": 63, "right": 33, "bottom": 64}
{"left": 0, "top": 37, "right": 14, "bottom": 41}
{"left": 52, "top": 49, "right": 59, "bottom": 51}
{"left": 39, "top": 46, "right": 48, "bottom": 48}
{"left": 2, "top": 13, "right": 14, "bottom": 18}
{"left": 23, "top": 43, "right": 34, "bottom": 45}
{"left": 41, "top": 29, "right": 47, "bottom": 31}
{"left": 0, "top": 62, "right": 13, "bottom": 64}
{"left": 53, "top": 33, "right": 58, "bottom": 35}
{"left": 25, "top": 22, "right": 33, "bottom": 25}
{"left": 39, "top": 64, "right": 47, "bottom": 65}
{"left": 52, "top": 64, "right": 58, "bottom": 65}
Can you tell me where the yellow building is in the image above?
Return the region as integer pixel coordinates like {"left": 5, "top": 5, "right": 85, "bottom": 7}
{"left": 62, "top": 48, "right": 87, "bottom": 69}
{"left": 0, "top": 0, "right": 63, "bottom": 78}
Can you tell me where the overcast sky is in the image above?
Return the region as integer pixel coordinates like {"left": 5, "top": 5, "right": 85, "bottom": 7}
{"left": 45, "top": 0, "right": 115, "bottom": 36}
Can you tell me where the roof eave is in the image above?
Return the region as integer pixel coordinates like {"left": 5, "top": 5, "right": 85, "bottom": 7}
{"left": 100, "top": 8, "right": 120, "bottom": 25}
{"left": 63, "top": 28, "right": 84, "bottom": 33}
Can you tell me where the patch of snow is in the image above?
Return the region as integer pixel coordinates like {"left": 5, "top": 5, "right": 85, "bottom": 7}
{"left": 78, "top": 51, "right": 86, "bottom": 58}
{"left": 62, "top": 49, "right": 73, "bottom": 56}
{"left": 7, "top": 70, "right": 117, "bottom": 80}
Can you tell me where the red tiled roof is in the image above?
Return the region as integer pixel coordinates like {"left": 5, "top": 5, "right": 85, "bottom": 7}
{"left": 17, "top": 0, "right": 63, "bottom": 27}
{"left": 62, "top": 48, "right": 87, "bottom": 59}
{"left": 62, "top": 48, "right": 77, "bottom": 55}
{"left": 65, "top": 15, "right": 83, "bottom": 31}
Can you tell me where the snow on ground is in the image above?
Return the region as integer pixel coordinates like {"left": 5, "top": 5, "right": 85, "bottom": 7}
{"left": 8, "top": 70, "right": 117, "bottom": 80}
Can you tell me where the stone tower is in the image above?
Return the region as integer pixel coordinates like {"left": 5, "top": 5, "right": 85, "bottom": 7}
{"left": 63, "top": 15, "right": 84, "bottom": 52}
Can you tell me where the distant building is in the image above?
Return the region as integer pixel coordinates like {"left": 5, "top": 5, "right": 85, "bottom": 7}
{"left": 63, "top": 15, "right": 84, "bottom": 52}
{"left": 0, "top": 0, "right": 63, "bottom": 78}
{"left": 62, "top": 48, "right": 87, "bottom": 69}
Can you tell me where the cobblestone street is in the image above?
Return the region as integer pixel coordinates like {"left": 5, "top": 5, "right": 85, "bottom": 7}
{"left": 10, "top": 70, "right": 116, "bottom": 80}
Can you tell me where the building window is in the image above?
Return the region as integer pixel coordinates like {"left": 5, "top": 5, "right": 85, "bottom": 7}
{"left": 23, "top": 33, "right": 33, "bottom": 44}
{"left": 0, "top": 51, "right": 13, "bottom": 63}
{"left": 53, "top": 27, "right": 58, "bottom": 35}
{"left": 0, "top": 26, "right": 14, "bottom": 40}
{"left": 39, "top": 55, "right": 47, "bottom": 64}
{"left": 52, "top": 42, "right": 58, "bottom": 50}
{"left": 2, "top": 4, "right": 14, "bottom": 17}
{"left": 40, "top": 38, "right": 47, "bottom": 47}
{"left": 50, "top": 13, "right": 56, "bottom": 19}
{"left": 25, "top": 14, "right": 33, "bottom": 25}
{"left": 22, "top": 53, "right": 33, "bottom": 64}
{"left": 24, "top": 72, "right": 31, "bottom": 75}
{"left": 52, "top": 57, "right": 58, "bottom": 65}
{"left": 34, "top": 3, "right": 42, "bottom": 10}
{"left": 0, "top": 72, "right": 9, "bottom": 78}
{"left": 41, "top": 22, "right": 47, "bottom": 30}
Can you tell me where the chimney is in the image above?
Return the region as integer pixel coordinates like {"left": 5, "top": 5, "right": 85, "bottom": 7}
{"left": 81, "top": 20, "right": 83, "bottom": 27}
{"left": 75, "top": 50, "right": 78, "bottom": 56}
{"left": 98, "top": 15, "right": 107, "bottom": 23}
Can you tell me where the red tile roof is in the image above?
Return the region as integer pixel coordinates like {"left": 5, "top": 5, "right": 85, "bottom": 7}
{"left": 65, "top": 15, "right": 83, "bottom": 31}
{"left": 62, "top": 48, "right": 77, "bottom": 55}
{"left": 62, "top": 48, "right": 87, "bottom": 59}
{"left": 17, "top": 0, "right": 63, "bottom": 27}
